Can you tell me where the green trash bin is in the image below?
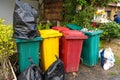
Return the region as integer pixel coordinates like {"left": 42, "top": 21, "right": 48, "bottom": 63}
{"left": 81, "top": 30, "right": 103, "bottom": 66}
{"left": 16, "top": 37, "right": 42, "bottom": 72}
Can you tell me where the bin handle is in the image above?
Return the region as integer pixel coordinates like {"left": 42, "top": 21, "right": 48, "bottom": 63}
{"left": 47, "top": 55, "right": 59, "bottom": 75}
{"left": 28, "top": 57, "right": 34, "bottom": 64}
{"left": 55, "top": 55, "right": 59, "bottom": 59}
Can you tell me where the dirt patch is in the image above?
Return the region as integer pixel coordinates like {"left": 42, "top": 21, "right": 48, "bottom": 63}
{"left": 65, "top": 62, "right": 120, "bottom": 80}
{"left": 65, "top": 39, "right": 120, "bottom": 80}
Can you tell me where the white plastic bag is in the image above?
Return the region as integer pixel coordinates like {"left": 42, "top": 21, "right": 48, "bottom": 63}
{"left": 100, "top": 47, "right": 115, "bottom": 70}
{"left": 104, "top": 48, "right": 115, "bottom": 62}
{"left": 103, "top": 60, "right": 114, "bottom": 70}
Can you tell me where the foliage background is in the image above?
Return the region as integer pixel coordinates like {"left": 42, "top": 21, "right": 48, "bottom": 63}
{"left": 100, "top": 22, "right": 120, "bottom": 42}
{"left": 62, "top": 0, "right": 118, "bottom": 27}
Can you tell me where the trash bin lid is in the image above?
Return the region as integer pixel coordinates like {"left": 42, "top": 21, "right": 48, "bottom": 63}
{"left": 83, "top": 30, "right": 103, "bottom": 36}
{"left": 62, "top": 30, "right": 88, "bottom": 39}
{"left": 52, "top": 26, "right": 70, "bottom": 32}
{"left": 16, "top": 37, "right": 42, "bottom": 43}
{"left": 66, "top": 24, "right": 82, "bottom": 30}
{"left": 39, "top": 29, "right": 62, "bottom": 38}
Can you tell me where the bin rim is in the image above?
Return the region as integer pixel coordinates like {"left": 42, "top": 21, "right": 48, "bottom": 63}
{"left": 81, "top": 30, "right": 103, "bottom": 36}
{"left": 16, "top": 37, "right": 42, "bottom": 43}
{"left": 39, "top": 29, "right": 62, "bottom": 38}
{"left": 52, "top": 26, "right": 70, "bottom": 32}
{"left": 62, "top": 30, "right": 88, "bottom": 39}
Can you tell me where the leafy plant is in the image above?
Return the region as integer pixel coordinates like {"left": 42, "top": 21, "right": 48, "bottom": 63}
{"left": 62, "top": 0, "right": 117, "bottom": 27}
{"left": 100, "top": 22, "right": 120, "bottom": 42}
{"left": 37, "top": 22, "right": 43, "bottom": 30}
{"left": 37, "top": 22, "right": 51, "bottom": 30}
{"left": 62, "top": 0, "right": 77, "bottom": 24}
{"left": 0, "top": 19, "right": 16, "bottom": 60}
{"left": 74, "top": 5, "right": 94, "bottom": 27}
{"left": 0, "top": 19, "right": 16, "bottom": 79}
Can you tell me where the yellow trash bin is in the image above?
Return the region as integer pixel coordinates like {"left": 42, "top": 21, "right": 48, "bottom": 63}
{"left": 39, "top": 29, "right": 62, "bottom": 71}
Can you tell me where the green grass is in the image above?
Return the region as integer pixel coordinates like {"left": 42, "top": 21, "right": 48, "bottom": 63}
{"left": 100, "top": 40, "right": 106, "bottom": 49}
{"left": 108, "top": 72, "right": 118, "bottom": 76}
{"left": 109, "top": 72, "right": 118, "bottom": 76}
{"left": 115, "top": 55, "right": 120, "bottom": 70}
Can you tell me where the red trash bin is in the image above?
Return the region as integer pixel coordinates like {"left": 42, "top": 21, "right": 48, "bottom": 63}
{"left": 61, "top": 30, "right": 88, "bottom": 72}
{"left": 52, "top": 26, "right": 70, "bottom": 59}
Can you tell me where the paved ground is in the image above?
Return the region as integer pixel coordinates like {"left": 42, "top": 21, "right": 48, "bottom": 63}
{"left": 109, "top": 74, "right": 120, "bottom": 80}
{"left": 65, "top": 62, "right": 120, "bottom": 80}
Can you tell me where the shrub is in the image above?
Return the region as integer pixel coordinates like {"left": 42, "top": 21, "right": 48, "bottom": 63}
{"left": 100, "top": 22, "right": 120, "bottom": 42}
{"left": 0, "top": 19, "right": 16, "bottom": 79}
{"left": 0, "top": 19, "right": 16, "bottom": 61}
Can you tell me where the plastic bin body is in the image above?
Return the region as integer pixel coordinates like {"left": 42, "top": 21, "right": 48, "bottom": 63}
{"left": 16, "top": 37, "right": 42, "bottom": 72}
{"left": 81, "top": 30, "right": 103, "bottom": 66}
{"left": 61, "top": 30, "right": 87, "bottom": 72}
{"left": 39, "top": 29, "right": 62, "bottom": 71}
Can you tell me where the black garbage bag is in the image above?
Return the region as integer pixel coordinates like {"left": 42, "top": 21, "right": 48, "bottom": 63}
{"left": 13, "top": 0, "right": 39, "bottom": 39}
{"left": 44, "top": 57, "right": 65, "bottom": 80}
{"left": 18, "top": 58, "right": 43, "bottom": 80}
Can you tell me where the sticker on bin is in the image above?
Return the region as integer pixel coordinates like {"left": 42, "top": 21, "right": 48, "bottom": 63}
{"left": 52, "top": 26, "right": 70, "bottom": 32}
{"left": 39, "top": 29, "right": 62, "bottom": 38}
{"left": 62, "top": 30, "right": 88, "bottom": 39}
